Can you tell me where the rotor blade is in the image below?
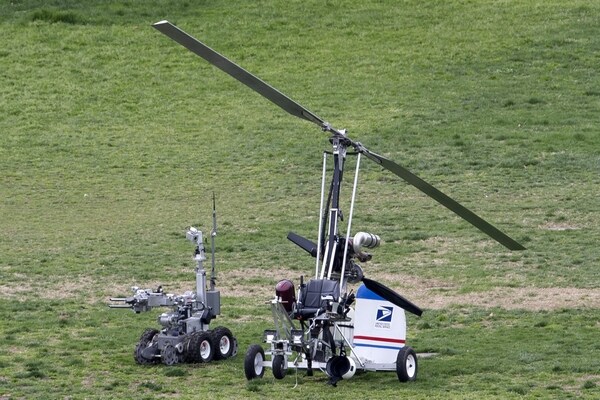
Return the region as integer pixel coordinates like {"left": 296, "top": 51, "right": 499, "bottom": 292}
{"left": 152, "top": 20, "right": 325, "bottom": 127}
{"left": 287, "top": 232, "right": 318, "bottom": 258}
{"left": 362, "top": 277, "right": 423, "bottom": 317}
{"left": 356, "top": 144, "right": 525, "bottom": 250}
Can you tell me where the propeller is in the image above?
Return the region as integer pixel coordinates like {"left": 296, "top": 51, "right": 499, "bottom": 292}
{"left": 287, "top": 232, "right": 318, "bottom": 258}
{"left": 362, "top": 277, "right": 422, "bottom": 317}
{"left": 355, "top": 145, "right": 526, "bottom": 250}
{"left": 152, "top": 20, "right": 326, "bottom": 128}
{"left": 152, "top": 20, "right": 525, "bottom": 250}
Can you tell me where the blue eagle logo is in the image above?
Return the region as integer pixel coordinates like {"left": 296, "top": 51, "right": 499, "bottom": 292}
{"left": 376, "top": 306, "right": 393, "bottom": 322}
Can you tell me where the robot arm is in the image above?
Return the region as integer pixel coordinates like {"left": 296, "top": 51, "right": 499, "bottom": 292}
{"left": 109, "top": 286, "right": 178, "bottom": 313}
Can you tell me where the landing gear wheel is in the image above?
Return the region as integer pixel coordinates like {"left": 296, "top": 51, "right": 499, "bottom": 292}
{"left": 211, "top": 327, "right": 235, "bottom": 360}
{"left": 244, "top": 344, "right": 265, "bottom": 380}
{"left": 396, "top": 346, "right": 418, "bottom": 382}
{"left": 272, "top": 354, "right": 287, "bottom": 379}
{"left": 134, "top": 328, "right": 159, "bottom": 365}
{"left": 185, "top": 332, "right": 214, "bottom": 363}
{"left": 161, "top": 343, "right": 178, "bottom": 365}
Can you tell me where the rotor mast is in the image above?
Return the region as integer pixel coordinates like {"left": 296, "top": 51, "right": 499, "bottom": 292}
{"left": 321, "top": 135, "right": 346, "bottom": 279}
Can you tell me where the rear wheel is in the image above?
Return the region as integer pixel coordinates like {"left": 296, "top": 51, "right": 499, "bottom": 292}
{"left": 244, "top": 344, "right": 265, "bottom": 380}
{"left": 396, "top": 346, "right": 418, "bottom": 382}
{"left": 272, "top": 354, "right": 287, "bottom": 379}
{"left": 211, "top": 327, "right": 235, "bottom": 360}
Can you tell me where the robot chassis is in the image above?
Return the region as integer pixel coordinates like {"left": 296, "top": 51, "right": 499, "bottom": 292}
{"left": 110, "top": 216, "right": 237, "bottom": 366}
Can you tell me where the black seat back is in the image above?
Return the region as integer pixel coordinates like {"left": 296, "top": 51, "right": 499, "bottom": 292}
{"left": 295, "top": 279, "right": 340, "bottom": 319}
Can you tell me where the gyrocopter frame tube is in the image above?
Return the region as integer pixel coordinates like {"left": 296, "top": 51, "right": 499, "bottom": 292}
{"left": 325, "top": 139, "right": 345, "bottom": 280}
{"left": 325, "top": 215, "right": 339, "bottom": 280}
{"left": 339, "top": 153, "right": 362, "bottom": 292}
{"left": 316, "top": 152, "right": 328, "bottom": 279}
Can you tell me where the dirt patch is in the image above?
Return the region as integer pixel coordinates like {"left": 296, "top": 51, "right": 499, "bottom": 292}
{"left": 540, "top": 222, "right": 580, "bottom": 231}
{"left": 421, "top": 287, "right": 600, "bottom": 310}
{"left": 1, "top": 269, "right": 598, "bottom": 311}
{"left": 354, "top": 273, "right": 600, "bottom": 310}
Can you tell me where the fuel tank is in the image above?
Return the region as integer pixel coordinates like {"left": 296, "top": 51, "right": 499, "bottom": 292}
{"left": 275, "top": 279, "right": 296, "bottom": 313}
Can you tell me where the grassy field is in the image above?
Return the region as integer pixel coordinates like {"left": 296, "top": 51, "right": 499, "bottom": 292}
{"left": 1, "top": 0, "right": 599, "bottom": 398}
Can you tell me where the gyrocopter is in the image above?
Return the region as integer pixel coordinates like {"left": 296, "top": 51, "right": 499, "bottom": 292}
{"left": 152, "top": 20, "right": 525, "bottom": 385}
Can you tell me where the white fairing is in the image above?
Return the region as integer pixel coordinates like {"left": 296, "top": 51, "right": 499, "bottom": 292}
{"left": 352, "top": 284, "right": 407, "bottom": 364}
{"left": 342, "top": 357, "right": 356, "bottom": 379}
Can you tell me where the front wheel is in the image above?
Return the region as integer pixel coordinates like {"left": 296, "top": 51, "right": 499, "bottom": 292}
{"left": 134, "top": 328, "right": 159, "bottom": 365}
{"left": 396, "top": 346, "right": 418, "bottom": 382}
{"left": 185, "top": 332, "right": 214, "bottom": 363}
{"left": 198, "top": 333, "right": 214, "bottom": 362}
{"left": 244, "top": 344, "right": 265, "bottom": 380}
{"left": 272, "top": 354, "right": 287, "bottom": 380}
{"left": 211, "top": 326, "right": 236, "bottom": 360}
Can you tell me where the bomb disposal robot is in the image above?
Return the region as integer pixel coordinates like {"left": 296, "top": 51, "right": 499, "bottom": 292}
{"left": 110, "top": 198, "right": 237, "bottom": 365}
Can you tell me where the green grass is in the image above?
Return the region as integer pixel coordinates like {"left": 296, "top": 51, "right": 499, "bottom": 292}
{"left": 1, "top": 0, "right": 599, "bottom": 398}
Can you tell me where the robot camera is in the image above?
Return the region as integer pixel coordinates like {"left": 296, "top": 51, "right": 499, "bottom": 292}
{"left": 186, "top": 227, "right": 202, "bottom": 243}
